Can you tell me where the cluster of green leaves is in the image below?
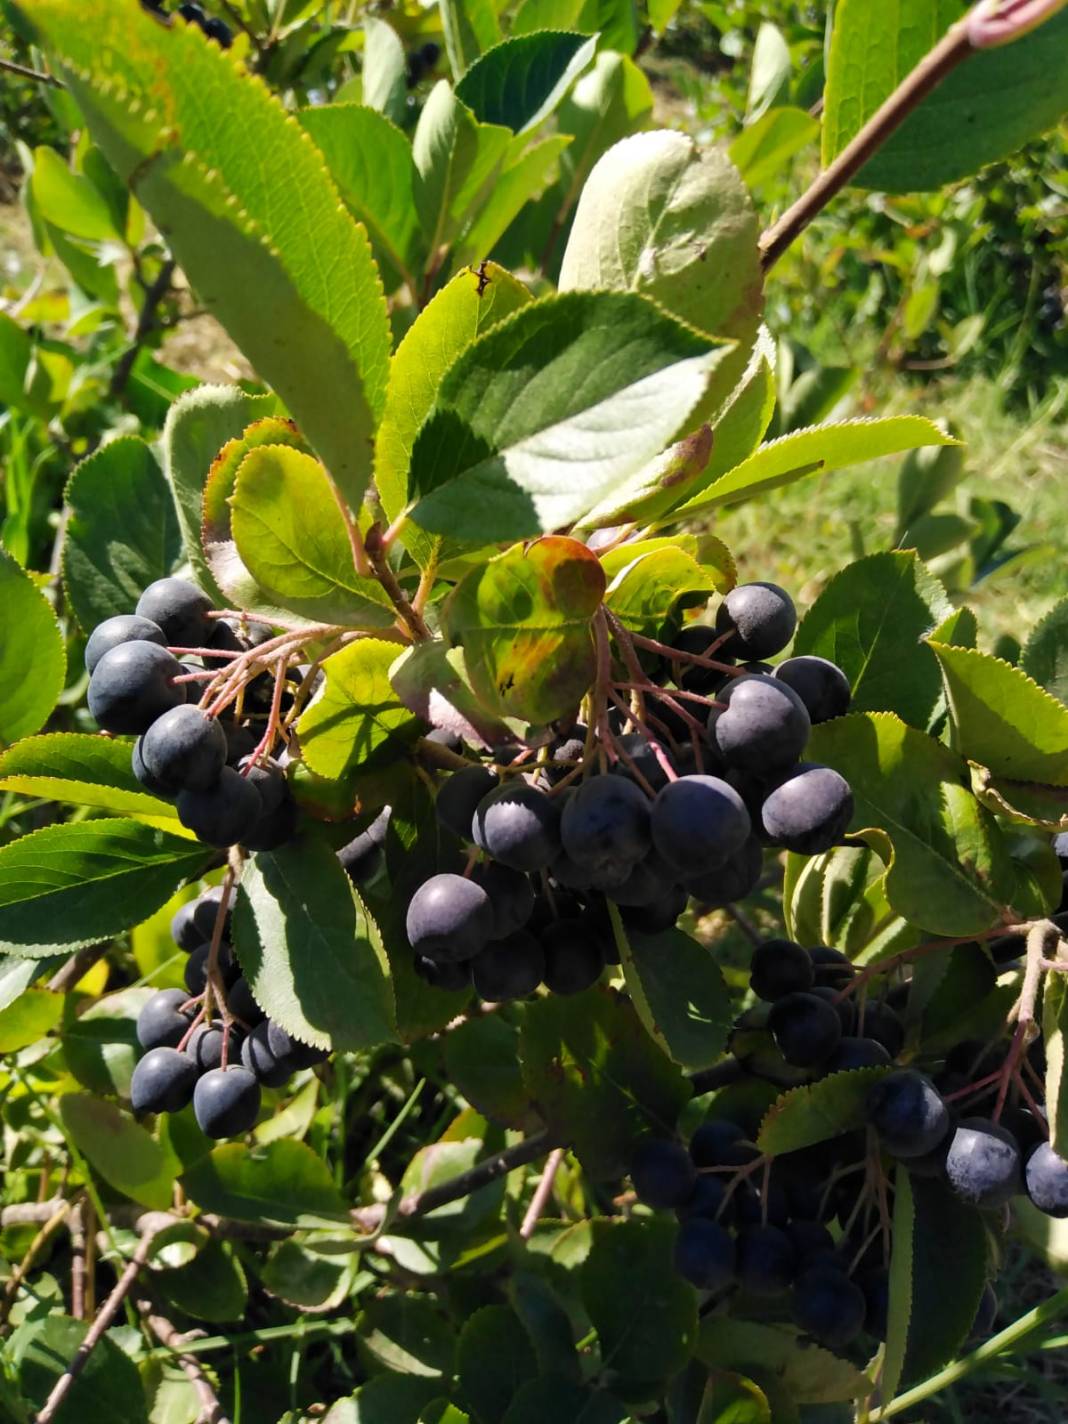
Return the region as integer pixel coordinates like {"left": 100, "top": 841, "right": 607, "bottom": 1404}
{"left": 0, "top": 1, "right": 1066, "bottom": 1422}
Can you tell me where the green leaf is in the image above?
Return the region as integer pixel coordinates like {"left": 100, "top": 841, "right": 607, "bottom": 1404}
{"left": 20, "top": 0, "right": 391, "bottom": 510}
{"left": 457, "top": 1306, "right": 539, "bottom": 1424}
{"left": 0, "top": 310, "right": 33, "bottom": 413}
{"left": 507, "top": 1272, "right": 581, "bottom": 1384}
{"left": 442, "top": 536, "right": 605, "bottom": 725}
{"left": 374, "top": 263, "right": 532, "bottom": 571}
{"left": 413, "top": 82, "right": 513, "bottom": 259}
{"left": 756, "top": 1067, "right": 893, "bottom": 1156}
{"left": 181, "top": 1138, "right": 349, "bottom": 1227}
{"left": 0, "top": 819, "right": 211, "bottom": 957}
{"left": 1044, "top": 968, "right": 1068, "bottom": 1156}
{"left": 408, "top": 292, "right": 725, "bottom": 544}
{"left": 261, "top": 1238, "right": 351, "bottom": 1311}
{"left": 362, "top": 16, "right": 407, "bottom": 126}
{"left": 0, "top": 734, "right": 181, "bottom": 826}
{"left": 729, "top": 106, "right": 819, "bottom": 188}
{"left": 793, "top": 551, "right": 952, "bottom": 728}
{"left": 0, "top": 987, "right": 63, "bottom": 1052}
{"left": 455, "top": 32, "right": 597, "bottom": 134}
{"left": 60, "top": 1094, "right": 177, "bottom": 1210}
{"left": 31, "top": 144, "right": 119, "bottom": 241}
{"left": 441, "top": 0, "right": 502, "bottom": 78}
{"left": 674, "top": 417, "right": 958, "bottom": 519}
{"left": 582, "top": 1218, "right": 697, "bottom": 1384}
{"left": 885, "top": 1171, "right": 988, "bottom": 1392}
{"left": 451, "top": 132, "right": 572, "bottom": 274}
{"left": 1022, "top": 595, "right": 1068, "bottom": 706}
{"left": 695, "top": 1320, "right": 868, "bottom": 1405}
{"left": 62, "top": 436, "right": 182, "bottom": 634}
{"left": 442, "top": 1015, "right": 528, "bottom": 1126}
{"left": 895, "top": 437, "right": 965, "bottom": 539}
{"left": 230, "top": 445, "right": 395, "bottom": 626}
{"left": 825, "top": 0, "right": 1068, "bottom": 192}
{"left": 613, "top": 912, "right": 733, "bottom": 1072}
{"left": 389, "top": 642, "right": 517, "bottom": 750}
{"left": 807, "top": 713, "right": 1016, "bottom": 936}
{"left": 698, "top": 1374, "right": 770, "bottom": 1424}
{"left": 233, "top": 832, "right": 395, "bottom": 1052}
{"left": 519, "top": 988, "right": 688, "bottom": 1179}
{"left": 162, "top": 385, "right": 281, "bottom": 602}
{"left": 342, "top": 1377, "right": 444, "bottom": 1424}
{"left": 502, "top": 1381, "right": 628, "bottom": 1424}
{"left": 930, "top": 641, "right": 1068, "bottom": 786}
{"left": 577, "top": 426, "right": 714, "bottom": 532}
{"left": 357, "top": 1296, "right": 455, "bottom": 1379}
{"left": 603, "top": 538, "right": 731, "bottom": 640}
{"left": 298, "top": 638, "right": 421, "bottom": 779}
{"left": 0, "top": 546, "right": 65, "bottom": 746}
{"left": 560, "top": 128, "right": 761, "bottom": 347}
{"left": 696, "top": 326, "right": 778, "bottom": 492}
{"left": 300, "top": 105, "right": 422, "bottom": 292}
{"left": 11, "top": 1314, "right": 148, "bottom": 1424}
{"left": 64, "top": 987, "right": 154, "bottom": 1098}
{"left": 399, "top": 1126, "right": 507, "bottom": 1237}
{"left": 156, "top": 1238, "right": 248, "bottom": 1323}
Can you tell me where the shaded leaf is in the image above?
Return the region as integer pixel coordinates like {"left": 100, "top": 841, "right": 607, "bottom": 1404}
{"left": 0, "top": 987, "right": 63, "bottom": 1052}
{"left": 1022, "top": 595, "right": 1068, "bottom": 705}
{"left": 519, "top": 988, "right": 688, "bottom": 1179}
{"left": 456, "top": 32, "right": 597, "bottom": 134}
{"left": 181, "top": 1139, "right": 349, "bottom": 1227}
{"left": 409, "top": 292, "right": 725, "bottom": 545}
{"left": 613, "top": 912, "right": 733, "bottom": 1072}
{"left": 442, "top": 1015, "right": 529, "bottom": 1126}
{"left": 582, "top": 1218, "right": 696, "bottom": 1384}
{"left": 64, "top": 988, "right": 154, "bottom": 1099}
{"left": 362, "top": 16, "right": 407, "bottom": 126}
{"left": 10, "top": 1314, "right": 148, "bottom": 1424}
{"left": 233, "top": 832, "right": 395, "bottom": 1052}
{"left": 441, "top": 0, "right": 502, "bottom": 78}
{"left": 457, "top": 1306, "right": 539, "bottom": 1424}
{"left": 156, "top": 1238, "right": 248, "bottom": 1323}
{"left": 60, "top": 1094, "right": 177, "bottom": 1211}
{"left": 695, "top": 1319, "right": 868, "bottom": 1404}
{"left": 604, "top": 539, "right": 730, "bottom": 640}
{"left": 63, "top": 436, "right": 182, "bottom": 634}
{"left": 0, "top": 546, "right": 65, "bottom": 746}
{"left": 357, "top": 1295, "right": 456, "bottom": 1378}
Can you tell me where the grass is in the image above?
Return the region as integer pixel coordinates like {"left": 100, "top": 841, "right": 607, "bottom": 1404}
{"left": 708, "top": 375, "right": 1068, "bottom": 649}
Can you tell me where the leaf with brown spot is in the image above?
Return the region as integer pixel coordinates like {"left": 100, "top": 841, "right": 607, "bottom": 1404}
{"left": 442, "top": 536, "right": 606, "bottom": 725}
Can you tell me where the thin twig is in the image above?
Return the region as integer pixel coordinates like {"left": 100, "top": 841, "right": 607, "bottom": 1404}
{"left": 109, "top": 259, "right": 177, "bottom": 400}
{"left": 48, "top": 945, "right": 107, "bottom": 994}
{"left": 365, "top": 529, "right": 431, "bottom": 641}
{"left": 0, "top": 54, "right": 63, "bottom": 87}
{"left": 520, "top": 1148, "right": 566, "bottom": 1239}
{"left": 759, "top": 21, "right": 975, "bottom": 271}
{"left": 69, "top": 1201, "right": 88, "bottom": 1321}
{"left": 136, "top": 1298, "right": 231, "bottom": 1424}
{"left": 36, "top": 1219, "right": 168, "bottom": 1424}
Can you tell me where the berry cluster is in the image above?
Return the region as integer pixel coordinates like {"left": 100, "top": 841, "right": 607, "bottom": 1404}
{"left": 130, "top": 886, "right": 326, "bottom": 1138}
{"left": 629, "top": 923, "right": 1068, "bottom": 1355}
{"left": 84, "top": 577, "right": 297, "bottom": 850}
{"left": 401, "top": 583, "right": 854, "bottom": 1001}
{"left": 140, "top": 0, "right": 233, "bottom": 45}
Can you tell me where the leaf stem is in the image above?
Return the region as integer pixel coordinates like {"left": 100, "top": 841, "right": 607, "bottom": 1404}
{"left": 0, "top": 54, "right": 62, "bottom": 87}
{"left": 520, "top": 1147, "right": 566, "bottom": 1239}
{"left": 870, "top": 1282, "right": 1068, "bottom": 1419}
{"left": 365, "top": 528, "right": 432, "bottom": 641}
{"left": 759, "top": 19, "right": 975, "bottom": 272}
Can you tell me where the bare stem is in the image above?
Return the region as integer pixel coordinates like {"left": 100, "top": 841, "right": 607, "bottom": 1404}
{"left": 136, "top": 1298, "right": 232, "bottom": 1423}
{"left": 759, "top": 20, "right": 975, "bottom": 271}
{"left": 0, "top": 54, "right": 62, "bottom": 87}
{"left": 36, "top": 1220, "right": 168, "bottom": 1423}
{"left": 0, "top": 1199, "right": 74, "bottom": 1328}
{"left": 520, "top": 1147, "right": 566, "bottom": 1239}
{"left": 365, "top": 530, "right": 431, "bottom": 641}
